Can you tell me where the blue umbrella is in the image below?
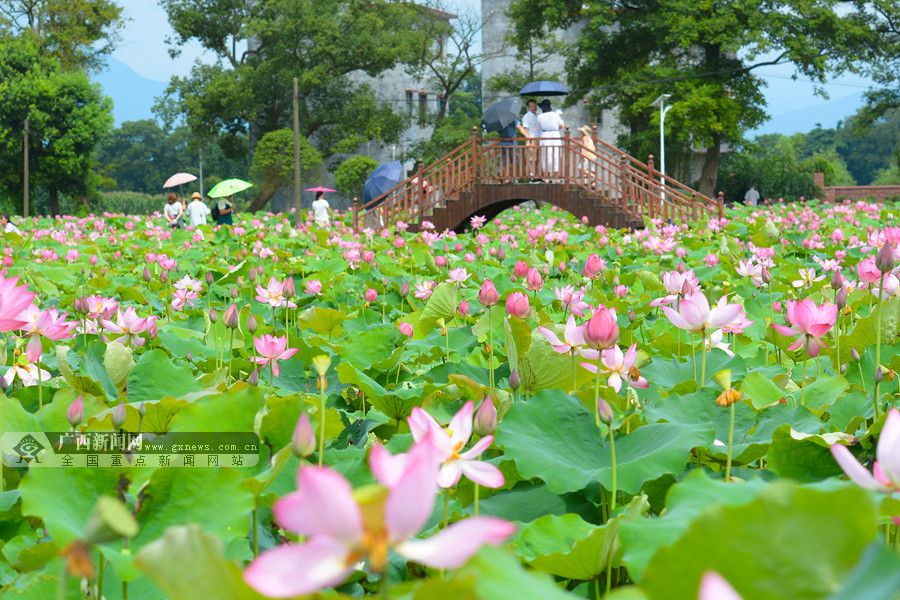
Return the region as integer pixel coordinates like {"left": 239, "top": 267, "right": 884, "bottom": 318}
{"left": 363, "top": 161, "right": 404, "bottom": 205}
{"left": 519, "top": 80, "right": 568, "bottom": 96}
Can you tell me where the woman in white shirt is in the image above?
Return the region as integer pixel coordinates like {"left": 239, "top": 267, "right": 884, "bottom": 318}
{"left": 311, "top": 191, "right": 332, "bottom": 226}
{"left": 164, "top": 192, "right": 184, "bottom": 229}
{"left": 186, "top": 192, "right": 211, "bottom": 227}
{"left": 0, "top": 214, "right": 21, "bottom": 234}
{"left": 537, "top": 99, "right": 564, "bottom": 181}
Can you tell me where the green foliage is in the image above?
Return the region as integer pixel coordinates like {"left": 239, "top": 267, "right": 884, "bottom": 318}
{"left": 0, "top": 35, "right": 114, "bottom": 214}
{"left": 717, "top": 143, "right": 821, "bottom": 203}
{"left": 155, "top": 0, "right": 434, "bottom": 160}
{"left": 246, "top": 128, "right": 322, "bottom": 211}
{"left": 333, "top": 155, "right": 378, "bottom": 200}
{"left": 403, "top": 70, "right": 482, "bottom": 164}
{"left": 0, "top": 0, "right": 124, "bottom": 72}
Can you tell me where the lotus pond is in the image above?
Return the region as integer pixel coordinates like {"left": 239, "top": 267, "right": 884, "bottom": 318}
{"left": 1, "top": 200, "right": 900, "bottom": 600}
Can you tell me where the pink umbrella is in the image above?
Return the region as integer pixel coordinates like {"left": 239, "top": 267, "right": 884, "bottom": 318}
{"left": 163, "top": 173, "right": 198, "bottom": 188}
{"left": 304, "top": 186, "right": 336, "bottom": 192}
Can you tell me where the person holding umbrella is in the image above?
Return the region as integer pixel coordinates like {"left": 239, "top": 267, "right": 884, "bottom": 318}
{"left": 311, "top": 191, "right": 332, "bottom": 226}
{"left": 216, "top": 196, "right": 234, "bottom": 226}
{"left": 537, "top": 99, "right": 565, "bottom": 181}
{"left": 208, "top": 178, "right": 253, "bottom": 227}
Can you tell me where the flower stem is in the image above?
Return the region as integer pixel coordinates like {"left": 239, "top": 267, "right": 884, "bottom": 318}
{"left": 227, "top": 328, "right": 234, "bottom": 383}
{"left": 97, "top": 548, "right": 104, "bottom": 600}
{"left": 608, "top": 424, "right": 618, "bottom": 513}
{"left": 474, "top": 482, "right": 480, "bottom": 517}
{"left": 801, "top": 355, "right": 808, "bottom": 406}
{"left": 875, "top": 272, "right": 886, "bottom": 419}
{"left": 318, "top": 380, "right": 326, "bottom": 467}
{"left": 252, "top": 507, "right": 259, "bottom": 557}
{"left": 725, "top": 402, "right": 735, "bottom": 482}
{"left": 700, "top": 333, "right": 707, "bottom": 388}
{"left": 37, "top": 357, "right": 43, "bottom": 409}
{"left": 488, "top": 323, "right": 495, "bottom": 388}
{"left": 593, "top": 365, "right": 603, "bottom": 428}
{"left": 56, "top": 559, "right": 68, "bottom": 600}
{"left": 572, "top": 352, "right": 577, "bottom": 393}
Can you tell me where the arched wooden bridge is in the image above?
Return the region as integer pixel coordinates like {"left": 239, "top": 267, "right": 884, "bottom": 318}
{"left": 352, "top": 127, "right": 724, "bottom": 232}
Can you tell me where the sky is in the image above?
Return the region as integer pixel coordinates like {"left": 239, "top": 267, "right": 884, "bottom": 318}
{"left": 106, "top": 0, "right": 876, "bottom": 136}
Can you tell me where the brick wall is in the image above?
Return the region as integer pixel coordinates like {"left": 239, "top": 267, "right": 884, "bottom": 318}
{"left": 814, "top": 172, "right": 900, "bottom": 203}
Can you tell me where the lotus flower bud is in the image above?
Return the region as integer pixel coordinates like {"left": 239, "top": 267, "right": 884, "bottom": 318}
{"left": 90, "top": 255, "right": 99, "bottom": 266}
{"left": 874, "top": 366, "right": 884, "bottom": 384}
{"left": 628, "top": 309, "right": 636, "bottom": 324}
{"left": 223, "top": 304, "right": 240, "bottom": 329}
{"left": 852, "top": 348, "right": 860, "bottom": 362}
{"left": 558, "top": 260, "right": 567, "bottom": 272}
{"left": 836, "top": 287, "right": 848, "bottom": 310}
{"left": 525, "top": 268, "right": 543, "bottom": 291}
{"left": 159, "top": 270, "right": 168, "bottom": 283}
{"left": 583, "top": 254, "right": 602, "bottom": 279}
{"left": 247, "top": 313, "right": 258, "bottom": 334}
{"left": 101, "top": 267, "right": 107, "bottom": 277}
{"left": 248, "top": 269, "right": 256, "bottom": 282}
{"left": 137, "top": 401, "right": 146, "bottom": 418}
{"left": 67, "top": 396, "right": 84, "bottom": 429}
{"left": 231, "top": 286, "right": 239, "bottom": 299}
{"left": 206, "top": 272, "right": 215, "bottom": 285}
{"left": 82, "top": 266, "right": 86, "bottom": 275}
{"left": 509, "top": 369, "right": 520, "bottom": 390}
{"left": 831, "top": 271, "right": 843, "bottom": 290}
{"left": 112, "top": 402, "right": 127, "bottom": 429}
{"left": 478, "top": 279, "right": 499, "bottom": 307}
{"left": 458, "top": 299, "right": 469, "bottom": 316}
{"left": 877, "top": 243, "right": 895, "bottom": 274}
{"left": 399, "top": 281, "right": 410, "bottom": 298}
{"left": 597, "top": 397, "right": 613, "bottom": 425}
{"left": 25, "top": 334, "right": 42, "bottom": 364}
{"left": 248, "top": 369, "right": 259, "bottom": 386}
{"left": 474, "top": 399, "right": 498, "bottom": 436}
{"left": 681, "top": 280, "right": 692, "bottom": 297}
{"left": 761, "top": 267, "right": 772, "bottom": 284}
{"left": 476, "top": 246, "right": 484, "bottom": 258}
{"left": 435, "top": 255, "right": 448, "bottom": 268}
{"left": 292, "top": 412, "right": 316, "bottom": 458}
{"left": 399, "top": 322, "right": 414, "bottom": 338}
{"left": 282, "top": 277, "right": 296, "bottom": 300}
{"left": 236, "top": 276, "right": 244, "bottom": 288}
{"left": 186, "top": 351, "right": 193, "bottom": 362}
{"left": 147, "top": 322, "right": 158, "bottom": 339}
{"left": 0, "top": 374, "right": 8, "bottom": 393}
{"left": 583, "top": 307, "right": 620, "bottom": 349}
{"left": 506, "top": 292, "right": 531, "bottom": 319}
{"left": 497, "top": 246, "right": 506, "bottom": 261}
{"left": 365, "top": 288, "right": 378, "bottom": 303}
{"left": 513, "top": 260, "right": 528, "bottom": 279}
{"left": 209, "top": 308, "right": 218, "bottom": 323}
{"left": 142, "top": 266, "right": 152, "bottom": 282}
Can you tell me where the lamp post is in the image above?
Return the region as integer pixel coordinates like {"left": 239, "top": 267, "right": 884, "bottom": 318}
{"left": 650, "top": 94, "right": 672, "bottom": 202}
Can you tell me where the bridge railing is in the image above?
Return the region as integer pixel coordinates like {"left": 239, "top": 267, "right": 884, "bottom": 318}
{"left": 354, "top": 127, "right": 721, "bottom": 229}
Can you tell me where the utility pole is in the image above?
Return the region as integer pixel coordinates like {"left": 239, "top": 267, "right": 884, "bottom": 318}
{"left": 199, "top": 148, "right": 204, "bottom": 197}
{"left": 293, "top": 77, "right": 302, "bottom": 227}
{"left": 23, "top": 118, "right": 29, "bottom": 218}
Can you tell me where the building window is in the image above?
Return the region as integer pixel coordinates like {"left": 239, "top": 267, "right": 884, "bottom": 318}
{"left": 438, "top": 94, "right": 448, "bottom": 117}
{"left": 419, "top": 93, "right": 428, "bottom": 128}
{"left": 406, "top": 91, "right": 414, "bottom": 124}
{"left": 589, "top": 109, "right": 602, "bottom": 126}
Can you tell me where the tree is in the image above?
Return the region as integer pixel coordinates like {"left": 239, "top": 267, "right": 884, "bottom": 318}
{"left": 248, "top": 129, "right": 322, "bottom": 212}
{"left": 485, "top": 36, "right": 561, "bottom": 100}
{"left": 718, "top": 138, "right": 820, "bottom": 203}
{"left": 155, "top": 0, "right": 435, "bottom": 170}
{"left": 403, "top": 70, "right": 482, "bottom": 164}
{"left": 0, "top": 0, "right": 124, "bottom": 71}
{"left": 507, "top": 0, "right": 885, "bottom": 197}
{"left": 333, "top": 155, "right": 378, "bottom": 201}
{"left": 0, "top": 35, "right": 113, "bottom": 214}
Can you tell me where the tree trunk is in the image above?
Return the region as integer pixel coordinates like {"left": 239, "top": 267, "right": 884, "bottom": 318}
{"left": 49, "top": 187, "right": 60, "bottom": 216}
{"left": 698, "top": 136, "right": 722, "bottom": 198}
{"left": 245, "top": 176, "right": 283, "bottom": 213}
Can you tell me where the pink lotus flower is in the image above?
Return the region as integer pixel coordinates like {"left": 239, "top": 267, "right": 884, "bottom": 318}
{"left": 0, "top": 276, "right": 36, "bottom": 331}
{"left": 537, "top": 315, "right": 586, "bottom": 354}
{"left": 857, "top": 256, "right": 881, "bottom": 284}
{"left": 448, "top": 268, "right": 470, "bottom": 285}
{"left": 525, "top": 267, "right": 543, "bottom": 291}
{"left": 513, "top": 260, "right": 528, "bottom": 279}
{"left": 255, "top": 276, "right": 298, "bottom": 308}
{"left": 365, "top": 288, "right": 378, "bottom": 303}
{"left": 408, "top": 402, "right": 505, "bottom": 489}
{"left": 582, "top": 254, "right": 605, "bottom": 278}
{"left": 831, "top": 408, "right": 900, "bottom": 493}
{"left": 398, "top": 322, "right": 414, "bottom": 338}
{"left": 581, "top": 343, "right": 648, "bottom": 393}
{"left": 252, "top": 334, "right": 299, "bottom": 377}
{"left": 772, "top": 299, "right": 837, "bottom": 357}
{"left": 699, "top": 571, "right": 743, "bottom": 600}
{"left": 553, "top": 285, "right": 590, "bottom": 317}
{"left": 662, "top": 291, "right": 742, "bottom": 335}
{"left": 478, "top": 279, "right": 499, "bottom": 306}
{"left": 19, "top": 306, "right": 75, "bottom": 341}
{"left": 414, "top": 280, "right": 436, "bottom": 300}
{"left": 304, "top": 279, "right": 323, "bottom": 296}
{"left": 244, "top": 444, "right": 515, "bottom": 598}
{"left": 84, "top": 295, "right": 118, "bottom": 319}
{"left": 4, "top": 362, "right": 51, "bottom": 387}
{"left": 506, "top": 292, "right": 531, "bottom": 319}
{"left": 101, "top": 307, "right": 158, "bottom": 347}
{"left": 583, "top": 306, "right": 619, "bottom": 349}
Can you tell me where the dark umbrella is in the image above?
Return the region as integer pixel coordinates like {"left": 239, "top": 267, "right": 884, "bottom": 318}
{"left": 519, "top": 80, "right": 568, "bottom": 96}
{"left": 481, "top": 98, "right": 522, "bottom": 134}
{"left": 363, "top": 161, "right": 404, "bottom": 205}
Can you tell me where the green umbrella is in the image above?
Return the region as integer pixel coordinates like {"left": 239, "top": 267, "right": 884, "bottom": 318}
{"left": 208, "top": 178, "right": 253, "bottom": 198}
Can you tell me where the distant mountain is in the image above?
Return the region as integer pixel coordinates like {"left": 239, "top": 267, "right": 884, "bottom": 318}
{"left": 92, "top": 58, "right": 168, "bottom": 126}
{"left": 749, "top": 92, "right": 865, "bottom": 137}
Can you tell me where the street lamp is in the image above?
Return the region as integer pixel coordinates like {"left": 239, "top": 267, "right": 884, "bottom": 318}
{"left": 650, "top": 94, "right": 672, "bottom": 201}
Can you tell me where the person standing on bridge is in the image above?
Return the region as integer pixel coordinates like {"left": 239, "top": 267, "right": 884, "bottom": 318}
{"left": 522, "top": 99, "right": 542, "bottom": 182}
{"left": 499, "top": 117, "right": 528, "bottom": 183}
{"left": 538, "top": 99, "right": 564, "bottom": 182}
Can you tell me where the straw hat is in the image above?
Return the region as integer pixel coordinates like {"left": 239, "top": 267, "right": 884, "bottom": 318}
{"left": 578, "top": 125, "right": 592, "bottom": 136}
{"left": 191, "top": 192, "right": 203, "bottom": 200}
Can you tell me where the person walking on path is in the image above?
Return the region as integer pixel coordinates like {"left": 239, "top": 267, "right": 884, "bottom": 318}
{"left": 216, "top": 195, "right": 234, "bottom": 226}
{"left": 186, "top": 192, "right": 211, "bottom": 227}
{"left": 311, "top": 191, "right": 332, "bottom": 226}
{"left": 744, "top": 185, "right": 760, "bottom": 207}
{"left": 522, "top": 99, "right": 542, "bottom": 181}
